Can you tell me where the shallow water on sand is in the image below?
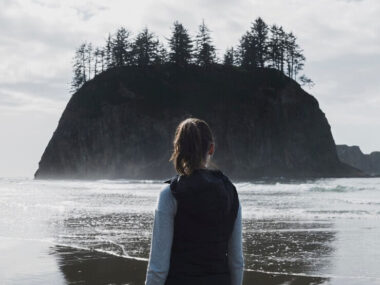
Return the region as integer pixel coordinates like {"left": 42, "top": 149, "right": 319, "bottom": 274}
{"left": 0, "top": 177, "right": 380, "bottom": 284}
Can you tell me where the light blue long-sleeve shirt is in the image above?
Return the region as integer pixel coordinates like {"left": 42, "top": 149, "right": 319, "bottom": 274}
{"left": 145, "top": 184, "right": 244, "bottom": 285}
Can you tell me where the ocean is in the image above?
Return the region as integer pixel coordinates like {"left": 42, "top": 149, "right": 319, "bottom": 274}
{"left": 0, "top": 177, "right": 379, "bottom": 284}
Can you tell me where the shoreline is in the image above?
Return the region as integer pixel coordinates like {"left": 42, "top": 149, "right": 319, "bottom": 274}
{"left": 0, "top": 237, "right": 329, "bottom": 285}
{"left": 30, "top": 174, "right": 378, "bottom": 184}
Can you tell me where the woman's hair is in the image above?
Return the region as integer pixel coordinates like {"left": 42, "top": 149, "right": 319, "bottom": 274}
{"left": 169, "top": 117, "right": 215, "bottom": 176}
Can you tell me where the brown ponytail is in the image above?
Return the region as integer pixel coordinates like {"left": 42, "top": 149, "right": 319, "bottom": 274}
{"left": 169, "top": 117, "right": 215, "bottom": 176}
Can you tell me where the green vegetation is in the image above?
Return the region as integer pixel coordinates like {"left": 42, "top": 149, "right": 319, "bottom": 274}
{"left": 71, "top": 18, "right": 313, "bottom": 92}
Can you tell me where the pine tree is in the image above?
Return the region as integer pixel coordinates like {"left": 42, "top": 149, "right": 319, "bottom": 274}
{"left": 237, "top": 18, "right": 269, "bottom": 69}
{"left": 167, "top": 21, "right": 193, "bottom": 66}
{"left": 93, "top": 47, "right": 102, "bottom": 76}
{"left": 237, "top": 29, "right": 258, "bottom": 70}
{"left": 268, "top": 25, "right": 287, "bottom": 71}
{"left": 105, "top": 33, "right": 114, "bottom": 69}
{"left": 153, "top": 42, "right": 168, "bottom": 65}
{"left": 85, "top": 42, "right": 93, "bottom": 80}
{"left": 267, "top": 24, "right": 280, "bottom": 69}
{"left": 112, "top": 27, "right": 131, "bottom": 66}
{"left": 194, "top": 20, "right": 216, "bottom": 66}
{"left": 131, "top": 27, "right": 160, "bottom": 66}
{"left": 251, "top": 17, "right": 268, "bottom": 67}
{"left": 223, "top": 47, "right": 236, "bottom": 66}
{"left": 278, "top": 26, "right": 287, "bottom": 73}
{"left": 71, "top": 43, "right": 87, "bottom": 92}
{"left": 293, "top": 51, "right": 306, "bottom": 81}
{"left": 284, "top": 32, "right": 305, "bottom": 80}
{"left": 99, "top": 49, "right": 105, "bottom": 72}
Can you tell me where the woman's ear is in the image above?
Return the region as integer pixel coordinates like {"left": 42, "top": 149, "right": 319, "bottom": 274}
{"left": 208, "top": 143, "right": 215, "bottom": 155}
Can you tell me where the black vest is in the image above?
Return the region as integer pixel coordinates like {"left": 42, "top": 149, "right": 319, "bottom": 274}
{"left": 163, "top": 168, "right": 239, "bottom": 285}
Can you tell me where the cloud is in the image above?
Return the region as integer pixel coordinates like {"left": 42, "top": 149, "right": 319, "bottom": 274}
{"left": 0, "top": 0, "right": 380, "bottom": 176}
{"left": 73, "top": 3, "right": 109, "bottom": 21}
{"left": 0, "top": 88, "right": 66, "bottom": 113}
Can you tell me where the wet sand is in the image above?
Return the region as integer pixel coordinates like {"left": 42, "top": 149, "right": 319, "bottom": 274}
{"left": 2, "top": 178, "right": 380, "bottom": 284}
{"left": 0, "top": 238, "right": 328, "bottom": 285}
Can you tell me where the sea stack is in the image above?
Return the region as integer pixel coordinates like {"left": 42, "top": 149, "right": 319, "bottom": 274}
{"left": 336, "top": 144, "right": 380, "bottom": 176}
{"left": 35, "top": 64, "right": 362, "bottom": 180}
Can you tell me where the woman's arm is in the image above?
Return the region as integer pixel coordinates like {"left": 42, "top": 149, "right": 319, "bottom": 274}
{"left": 145, "top": 185, "right": 177, "bottom": 285}
{"left": 228, "top": 201, "right": 244, "bottom": 285}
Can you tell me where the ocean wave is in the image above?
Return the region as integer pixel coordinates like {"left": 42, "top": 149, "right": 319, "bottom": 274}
{"left": 309, "top": 185, "right": 369, "bottom": 193}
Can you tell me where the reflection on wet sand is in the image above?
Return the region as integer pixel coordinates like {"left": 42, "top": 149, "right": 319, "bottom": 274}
{"left": 52, "top": 214, "right": 336, "bottom": 284}
{"left": 52, "top": 245, "right": 329, "bottom": 285}
{"left": 56, "top": 212, "right": 154, "bottom": 258}
{"left": 52, "top": 245, "right": 148, "bottom": 285}
{"left": 57, "top": 214, "right": 336, "bottom": 275}
{"left": 243, "top": 271, "right": 327, "bottom": 285}
{"left": 243, "top": 219, "right": 336, "bottom": 276}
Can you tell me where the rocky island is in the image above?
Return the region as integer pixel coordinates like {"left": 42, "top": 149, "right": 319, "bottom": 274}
{"left": 34, "top": 64, "right": 362, "bottom": 180}
{"left": 336, "top": 144, "right": 380, "bottom": 176}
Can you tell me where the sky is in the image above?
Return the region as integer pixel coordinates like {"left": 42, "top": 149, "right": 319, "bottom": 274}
{"left": 0, "top": 0, "right": 379, "bottom": 177}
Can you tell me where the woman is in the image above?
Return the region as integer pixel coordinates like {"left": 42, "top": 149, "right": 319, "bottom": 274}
{"left": 145, "top": 117, "right": 244, "bottom": 285}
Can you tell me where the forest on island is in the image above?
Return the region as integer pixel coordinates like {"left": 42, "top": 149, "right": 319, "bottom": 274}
{"left": 71, "top": 17, "right": 314, "bottom": 92}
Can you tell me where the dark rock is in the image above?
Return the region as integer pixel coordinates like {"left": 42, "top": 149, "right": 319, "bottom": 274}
{"left": 34, "top": 64, "right": 363, "bottom": 180}
{"left": 336, "top": 144, "right": 380, "bottom": 176}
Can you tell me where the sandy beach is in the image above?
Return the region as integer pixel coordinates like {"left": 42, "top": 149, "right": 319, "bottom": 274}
{"left": 1, "top": 178, "right": 380, "bottom": 285}
{"left": 0, "top": 238, "right": 328, "bottom": 285}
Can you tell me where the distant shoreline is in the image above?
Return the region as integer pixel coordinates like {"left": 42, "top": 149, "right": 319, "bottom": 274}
{"left": 32, "top": 173, "right": 376, "bottom": 184}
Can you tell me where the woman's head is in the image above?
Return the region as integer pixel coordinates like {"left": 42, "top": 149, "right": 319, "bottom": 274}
{"left": 169, "top": 117, "right": 215, "bottom": 176}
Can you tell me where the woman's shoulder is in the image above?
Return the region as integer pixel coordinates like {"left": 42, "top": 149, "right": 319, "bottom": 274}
{"left": 159, "top": 184, "right": 172, "bottom": 199}
{"left": 215, "top": 169, "right": 236, "bottom": 187}
{"left": 156, "top": 184, "right": 177, "bottom": 213}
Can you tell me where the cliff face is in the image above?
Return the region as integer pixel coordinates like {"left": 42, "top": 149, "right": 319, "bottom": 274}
{"left": 35, "top": 64, "right": 362, "bottom": 180}
{"left": 336, "top": 145, "right": 380, "bottom": 176}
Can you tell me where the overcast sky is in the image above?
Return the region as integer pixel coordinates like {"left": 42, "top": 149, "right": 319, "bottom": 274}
{"left": 1, "top": 0, "right": 379, "bottom": 177}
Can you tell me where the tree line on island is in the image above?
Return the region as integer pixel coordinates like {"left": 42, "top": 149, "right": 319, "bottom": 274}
{"left": 71, "top": 17, "right": 314, "bottom": 92}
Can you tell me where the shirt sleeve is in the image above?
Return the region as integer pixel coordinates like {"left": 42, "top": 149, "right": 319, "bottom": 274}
{"left": 145, "top": 185, "right": 177, "bottom": 285}
{"left": 228, "top": 201, "right": 244, "bottom": 285}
